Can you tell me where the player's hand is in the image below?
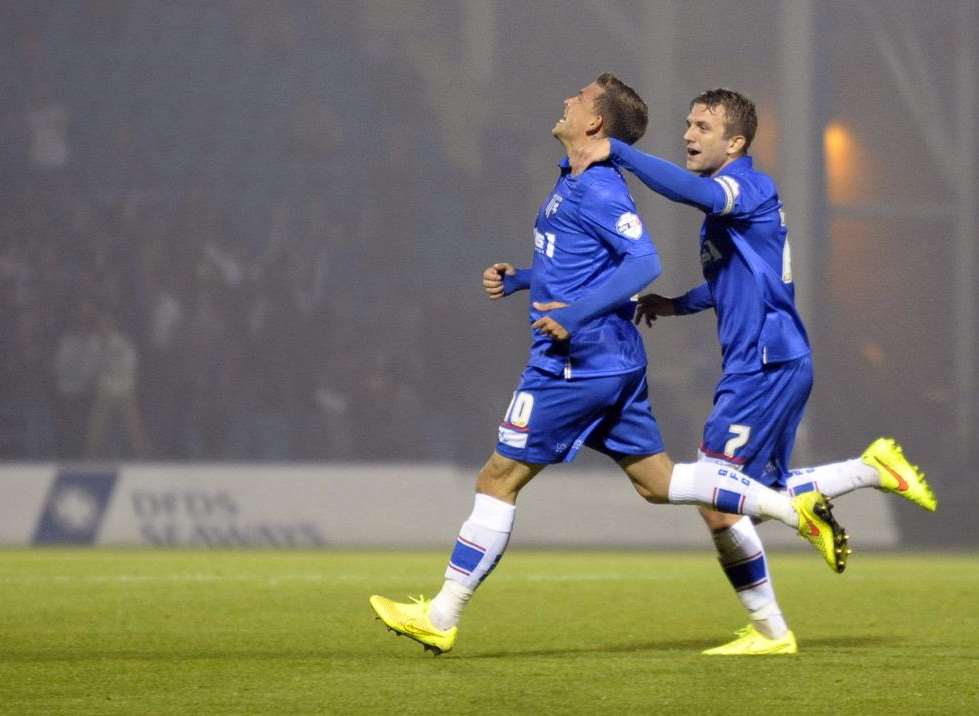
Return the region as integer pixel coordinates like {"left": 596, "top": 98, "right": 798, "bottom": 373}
{"left": 568, "top": 137, "right": 611, "bottom": 172}
{"left": 482, "top": 262, "right": 516, "bottom": 300}
{"left": 531, "top": 301, "right": 570, "bottom": 341}
{"left": 634, "top": 293, "right": 675, "bottom": 327}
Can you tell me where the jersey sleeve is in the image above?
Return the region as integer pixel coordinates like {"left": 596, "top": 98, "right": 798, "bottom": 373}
{"left": 709, "top": 173, "right": 773, "bottom": 219}
{"left": 502, "top": 267, "right": 532, "bottom": 295}
{"left": 546, "top": 253, "right": 661, "bottom": 336}
{"left": 673, "top": 282, "right": 714, "bottom": 315}
{"left": 576, "top": 178, "right": 656, "bottom": 258}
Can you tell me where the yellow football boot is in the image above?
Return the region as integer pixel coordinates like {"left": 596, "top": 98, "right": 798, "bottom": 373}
{"left": 702, "top": 625, "right": 798, "bottom": 655}
{"left": 369, "top": 594, "right": 457, "bottom": 655}
{"left": 792, "top": 491, "right": 850, "bottom": 573}
{"left": 862, "top": 437, "right": 937, "bottom": 512}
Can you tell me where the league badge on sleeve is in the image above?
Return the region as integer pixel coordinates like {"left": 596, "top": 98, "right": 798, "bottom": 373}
{"left": 616, "top": 212, "right": 643, "bottom": 239}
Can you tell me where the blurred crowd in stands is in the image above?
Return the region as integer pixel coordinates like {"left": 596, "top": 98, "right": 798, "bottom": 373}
{"left": 0, "top": 3, "right": 483, "bottom": 462}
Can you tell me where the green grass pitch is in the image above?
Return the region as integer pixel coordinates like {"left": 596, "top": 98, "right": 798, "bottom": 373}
{"left": 1, "top": 550, "right": 977, "bottom": 714}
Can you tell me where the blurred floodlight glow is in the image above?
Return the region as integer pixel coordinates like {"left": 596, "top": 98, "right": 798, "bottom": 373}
{"left": 823, "top": 121, "right": 858, "bottom": 204}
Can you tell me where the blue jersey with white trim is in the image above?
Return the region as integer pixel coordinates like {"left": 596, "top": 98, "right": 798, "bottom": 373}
{"left": 692, "top": 156, "right": 810, "bottom": 374}
{"left": 527, "top": 158, "right": 658, "bottom": 378}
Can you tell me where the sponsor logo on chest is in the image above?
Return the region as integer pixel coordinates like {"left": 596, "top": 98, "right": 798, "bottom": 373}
{"left": 544, "top": 193, "right": 563, "bottom": 218}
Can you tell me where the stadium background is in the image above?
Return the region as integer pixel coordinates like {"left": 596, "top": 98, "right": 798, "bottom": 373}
{"left": 0, "top": 1, "right": 975, "bottom": 547}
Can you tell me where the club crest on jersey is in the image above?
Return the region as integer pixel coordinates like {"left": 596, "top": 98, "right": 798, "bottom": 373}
{"left": 616, "top": 212, "right": 643, "bottom": 239}
{"left": 544, "top": 194, "right": 563, "bottom": 218}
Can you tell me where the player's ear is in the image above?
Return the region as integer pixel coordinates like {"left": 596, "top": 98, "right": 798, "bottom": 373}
{"left": 586, "top": 113, "right": 604, "bottom": 137}
{"left": 727, "top": 133, "right": 747, "bottom": 156}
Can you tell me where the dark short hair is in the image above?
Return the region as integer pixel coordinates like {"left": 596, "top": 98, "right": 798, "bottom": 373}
{"left": 690, "top": 88, "right": 757, "bottom": 151}
{"left": 594, "top": 73, "right": 648, "bottom": 145}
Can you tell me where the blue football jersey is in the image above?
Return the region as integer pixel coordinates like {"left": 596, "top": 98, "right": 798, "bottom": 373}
{"left": 684, "top": 156, "right": 810, "bottom": 374}
{"left": 527, "top": 159, "right": 658, "bottom": 378}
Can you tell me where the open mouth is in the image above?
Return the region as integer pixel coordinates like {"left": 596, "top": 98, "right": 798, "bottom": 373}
{"left": 686, "top": 147, "right": 701, "bottom": 157}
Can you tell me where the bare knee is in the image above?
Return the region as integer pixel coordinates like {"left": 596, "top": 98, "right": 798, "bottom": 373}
{"left": 475, "top": 452, "right": 540, "bottom": 504}
{"left": 699, "top": 506, "right": 743, "bottom": 532}
{"left": 633, "top": 482, "right": 667, "bottom": 504}
{"left": 620, "top": 453, "right": 673, "bottom": 504}
{"left": 628, "top": 474, "right": 667, "bottom": 504}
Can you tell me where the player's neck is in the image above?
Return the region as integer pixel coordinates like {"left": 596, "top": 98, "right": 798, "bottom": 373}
{"left": 707, "top": 153, "right": 745, "bottom": 177}
{"left": 561, "top": 136, "right": 594, "bottom": 176}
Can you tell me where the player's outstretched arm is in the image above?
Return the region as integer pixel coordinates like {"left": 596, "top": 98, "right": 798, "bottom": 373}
{"left": 672, "top": 283, "right": 714, "bottom": 315}
{"left": 608, "top": 139, "right": 727, "bottom": 214}
{"left": 482, "top": 263, "right": 531, "bottom": 300}
{"left": 634, "top": 293, "right": 676, "bottom": 327}
{"left": 635, "top": 283, "right": 714, "bottom": 326}
{"left": 531, "top": 252, "right": 662, "bottom": 340}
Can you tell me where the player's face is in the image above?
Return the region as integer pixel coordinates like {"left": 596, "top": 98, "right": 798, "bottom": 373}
{"left": 553, "top": 82, "right": 603, "bottom": 141}
{"left": 683, "top": 103, "right": 737, "bottom": 175}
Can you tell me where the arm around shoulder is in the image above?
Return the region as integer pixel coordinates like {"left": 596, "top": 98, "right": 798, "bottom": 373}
{"left": 609, "top": 138, "right": 727, "bottom": 214}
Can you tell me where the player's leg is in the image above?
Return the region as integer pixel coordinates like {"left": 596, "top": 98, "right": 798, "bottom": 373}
{"left": 619, "top": 452, "right": 789, "bottom": 517}
{"left": 591, "top": 375, "right": 797, "bottom": 650}
{"left": 786, "top": 439, "right": 936, "bottom": 511}
{"left": 370, "top": 367, "right": 613, "bottom": 653}
{"left": 613, "top": 366, "right": 848, "bottom": 572}
{"left": 592, "top": 364, "right": 803, "bottom": 648}
{"left": 698, "top": 359, "right": 806, "bottom": 650}
{"left": 620, "top": 453, "right": 845, "bottom": 573}
{"left": 619, "top": 453, "right": 836, "bottom": 543}
{"left": 697, "top": 508, "right": 794, "bottom": 654}
{"left": 703, "top": 356, "right": 842, "bottom": 653}
{"left": 620, "top": 454, "right": 800, "bottom": 648}
{"left": 587, "top": 369, "right": 771, "bottom": 519}
{"left": 369, "top": 451, "right": 540, "bottom": 654}
{"left": 589, "top": 367, "right": 802, "bottom": 529}
{"left": 424, "top": 452, "right": 542, "bottom": 632}
{"left": 429, "top": 370, "right": 644, "bottom": 631}
{"left": 427, "top": 371, "right": 643, "bottom": 637}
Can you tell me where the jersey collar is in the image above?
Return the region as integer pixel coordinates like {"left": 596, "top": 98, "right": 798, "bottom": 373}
{"left": 558, "top": 156, "right": 615, "bottom": 176}
{"left": 716, "top": 155, "right": 753, "bottom": 176}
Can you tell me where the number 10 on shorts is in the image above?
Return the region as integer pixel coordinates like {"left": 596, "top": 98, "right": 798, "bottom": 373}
{"left": 503, "top": 391, "right": 534, "bottom": 429}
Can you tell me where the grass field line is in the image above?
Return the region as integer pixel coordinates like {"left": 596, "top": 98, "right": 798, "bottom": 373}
{"left": 1, "top": 571, "right": 977, "bottom": 585}
{"left": 0, "top": 572, "right": 686, "bottom": 585}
